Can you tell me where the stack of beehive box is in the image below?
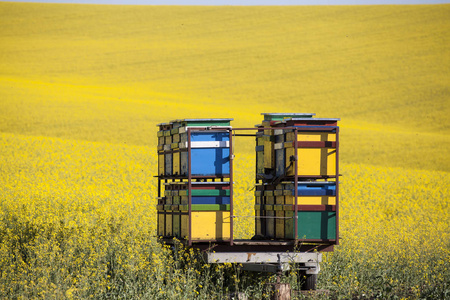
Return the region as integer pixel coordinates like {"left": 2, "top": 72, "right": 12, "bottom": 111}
{"left": 157, "top": 119, "right": 233, "bottom": 242}
{"left": 255, "top": 113, "right": 339, "bottom": 242}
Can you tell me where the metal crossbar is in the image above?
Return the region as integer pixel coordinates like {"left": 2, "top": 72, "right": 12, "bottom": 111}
{"left": 232, "top": 215, "right": 294, "bottom": 219}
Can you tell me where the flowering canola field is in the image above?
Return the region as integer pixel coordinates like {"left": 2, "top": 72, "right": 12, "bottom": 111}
{"left": 0, "top": 2, "right": 449, "bottom": 299}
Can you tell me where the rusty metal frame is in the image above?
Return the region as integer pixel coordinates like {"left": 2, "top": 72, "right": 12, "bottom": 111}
{"left": 220, "top": 127, "right": 340, "bottom": 246}
{"left": 157, "top": 123, "right": 340, "bottom": 250}
{"left": 188, "top": 127, "right": 192, "bottom": 246}
{"left": 294, "top": 127, "right": 299, "bottom": 244}
{"left": 336, "top": 126, "right": 340, "bottom": 245}
{"left": 229, "top": 128, "right": 234, "bottom": 246}
{"left": 161, "top": 238, "right": 335, "bottom": 253}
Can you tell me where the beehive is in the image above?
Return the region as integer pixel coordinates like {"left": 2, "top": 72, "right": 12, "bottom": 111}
{"left": 255, "top": 113, "right": 339, "bottom": 242}
{"left": 157, "top": 119, "right": 232, "bottom": 177}
{"left": 156, "top": 119, "right": 233, "bottom": 243}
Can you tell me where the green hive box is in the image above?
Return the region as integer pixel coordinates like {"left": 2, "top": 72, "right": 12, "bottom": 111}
{"left": 296, "top": 211, "right": 336, "bottom": 240}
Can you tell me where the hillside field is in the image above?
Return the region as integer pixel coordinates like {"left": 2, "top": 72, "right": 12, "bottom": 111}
{"left": 0, "top": 2, "right": 449, "bottom": 299}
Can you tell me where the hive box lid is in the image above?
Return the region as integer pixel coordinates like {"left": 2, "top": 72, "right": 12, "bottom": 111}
{"left": 261, "top": 113, "right": 315, "bottom": 121}
{"left": 283, "top": 118, "right": 341, "bottom": 122}
{"left": 171, "top": 118, "right": 233, "bottom": 127}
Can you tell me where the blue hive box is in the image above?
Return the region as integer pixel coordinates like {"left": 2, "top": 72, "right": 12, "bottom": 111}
{"left": 295, "top": 182, "right": 336, "bottom": 196}
{"left": 191, "top": 196, "right": 231, "bottom": 205}
{"left": 181, "top": 131, "right": 231, "bottom": 177}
